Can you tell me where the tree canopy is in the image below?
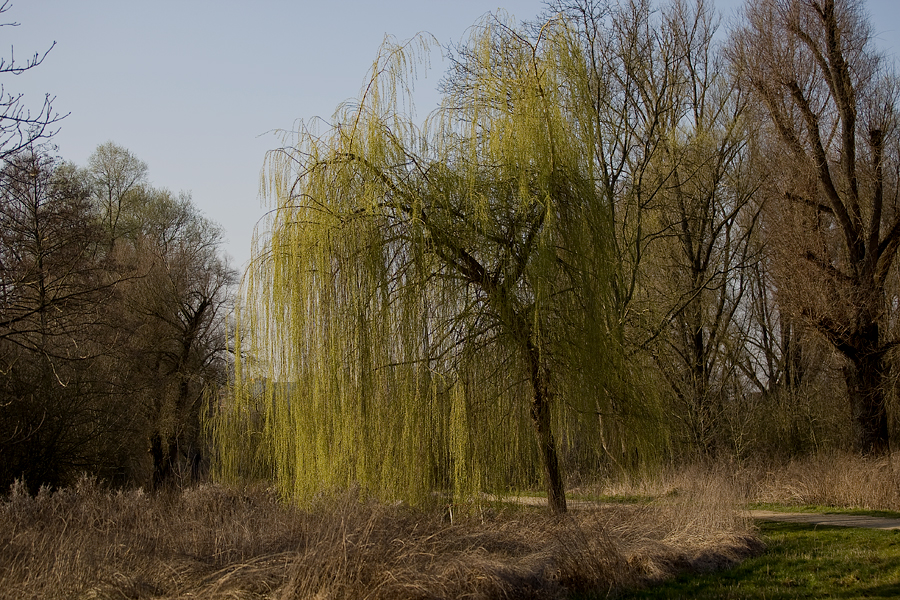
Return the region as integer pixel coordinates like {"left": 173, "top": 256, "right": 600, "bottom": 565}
{"left": 217, "top": 16, "right": 661, "bottom": 512}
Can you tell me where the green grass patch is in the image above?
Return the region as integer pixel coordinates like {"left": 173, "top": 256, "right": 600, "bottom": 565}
{"left": 615, "top": 521, "right": 900, "bottom": 599}
{"left": 749, "top": 502, "right": 900, "bottom": 519}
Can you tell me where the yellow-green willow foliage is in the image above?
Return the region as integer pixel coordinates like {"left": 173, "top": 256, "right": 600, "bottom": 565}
{"left": 214, "top": 16, "right": 662, "bottom": 513}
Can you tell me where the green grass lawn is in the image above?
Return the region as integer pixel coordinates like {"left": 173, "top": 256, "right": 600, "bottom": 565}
{"left": 615, "top": 521, "right": 900, "bottom": 599}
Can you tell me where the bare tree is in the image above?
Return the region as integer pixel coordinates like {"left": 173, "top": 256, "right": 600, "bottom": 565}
{"left": 641, "top": 0, "right": 763, "bottom": 456}
{"left": 537, "top": 0, "right": 767, "bottom": 458}
{"left": 730, "top": 0, "right": 900, "bottom": 453}
{"left": 129, "top": 192, "right": 236, "bottom": 488}
{"left": 0, "top": 144, "right": 236, "bottom": 491}
{"left": 0, "top": 1, "right": 64, "bottom": 161}
{"left": 0, "top": 149, "right": 131, "bottom": 491}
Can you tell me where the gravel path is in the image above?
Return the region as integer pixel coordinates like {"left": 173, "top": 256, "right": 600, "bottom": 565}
{"left": 748, "top": 510, "right": 900, "bottom": 530}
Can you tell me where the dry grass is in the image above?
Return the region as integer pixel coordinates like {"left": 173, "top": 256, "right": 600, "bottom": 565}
{"left": 0, "top": 473, "right": 759, "bottom": 599}
{"left": 585, "top": 451, "right": 900, "bottom": 514}
{"left": 741, "top": 450, "right": 900, "bottom": 511}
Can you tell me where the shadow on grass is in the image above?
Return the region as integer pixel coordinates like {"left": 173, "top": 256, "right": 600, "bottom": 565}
{"left": 614, "top": 522, "right": 900, "bottom": 600}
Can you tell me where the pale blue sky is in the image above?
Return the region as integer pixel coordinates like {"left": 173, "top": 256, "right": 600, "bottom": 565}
{"left": 4, "top": 1, "right": 898, "bottom": 269}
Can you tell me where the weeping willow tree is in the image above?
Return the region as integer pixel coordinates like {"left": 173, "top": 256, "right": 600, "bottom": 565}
{"left": 215, "top": 14, "right": 661, "bottom": 514}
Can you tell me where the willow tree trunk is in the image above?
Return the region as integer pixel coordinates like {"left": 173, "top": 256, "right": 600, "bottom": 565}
{"left": 525, "top": 337, "right": 567, "bottom": 514}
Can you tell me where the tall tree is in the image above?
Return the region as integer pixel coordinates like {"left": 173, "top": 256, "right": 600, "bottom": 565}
{"left": 0, "top": 144, "right": 236, "bottom": 491}
{"left": 87, "top": 142, "right": 148, "bottom": 243}
{"left": 219, "top": 17, "right": 641, "bottom": 513}
{"left": 730, "top": 0, "right": 900, "bottom": 453}
{"left": 124, "top": 191, "right": 235, "bottom": 488}
{"left": 548, "top": 0, "right": 674, "bottom": 353}
{"left": 543, "top": 0, "right": 766, "bottom": 457}
{"left": 0, "top": 149, "right": 129, "bottom": 491}
{"left": 647, "top": 0, "right": 762, "bottom": 456}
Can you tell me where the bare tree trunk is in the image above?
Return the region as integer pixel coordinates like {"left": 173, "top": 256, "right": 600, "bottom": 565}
{"left": 844, "top": 352, "right": 890, "bottom": 455}
{"left": 149, "top": 433, "right": 177, "bottom": 490}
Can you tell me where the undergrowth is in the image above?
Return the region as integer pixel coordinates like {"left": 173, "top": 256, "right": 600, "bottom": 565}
{"left": 0, "top": 473, "right": 758, "bottom": 599}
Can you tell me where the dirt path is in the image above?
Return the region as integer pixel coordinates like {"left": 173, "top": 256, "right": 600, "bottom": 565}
{"left": 499, "top": 496, "right": 900, "bottom": 530}
{"left": 748, "top": 510, "right": 900, "bottom": 530}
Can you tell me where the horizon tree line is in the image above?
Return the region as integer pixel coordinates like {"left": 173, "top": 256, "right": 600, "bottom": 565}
{"left": 1, "top": 0, "right": 897, "bottom": 511}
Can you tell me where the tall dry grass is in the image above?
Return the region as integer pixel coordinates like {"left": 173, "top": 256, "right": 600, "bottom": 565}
{"left": 740, "top": 450, "right": 900, "bottom": 510}
{"left": 0, "top": 473, "right": 759, "bottom": 599}
{"left": 584, "top": 450, "right": 900, "bottom": 514}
